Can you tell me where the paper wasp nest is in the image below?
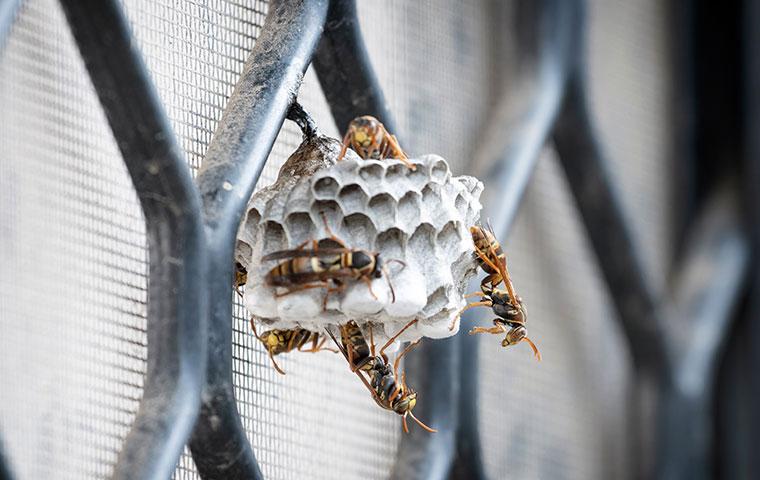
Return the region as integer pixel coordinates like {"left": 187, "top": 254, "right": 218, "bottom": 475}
{"left": 236, "top": 136, "right": 483, "bottom": 345}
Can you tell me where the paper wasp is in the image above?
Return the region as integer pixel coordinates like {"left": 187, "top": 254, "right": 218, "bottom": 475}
{"left": 337, "top": 115, "right": 416, "bottom": 170}
{"left": 249, "top": 319, "right": 334, "bottom": 375}
{"left": 452, "top": 224, "right": 541, "bottom": 360}
{"left": 262, "top": 213, "right": 404, "bottom": 309}
{"left": 327, "top": 319, "right": 436, "bottom": 433}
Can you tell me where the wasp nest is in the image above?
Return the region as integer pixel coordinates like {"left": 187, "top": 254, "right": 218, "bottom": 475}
{"left": 236, "top": 135, "right": 483, "bottom": 345}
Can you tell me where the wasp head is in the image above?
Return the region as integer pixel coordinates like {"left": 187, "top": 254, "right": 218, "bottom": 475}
{"left": 349, "top": 116, "right": 384, "bottom": 157}
{"left": 502, "top": 324, "right": 527, "bottom": 347}
{"left": 393, "top": 388, "right": 417, "bottom": 415}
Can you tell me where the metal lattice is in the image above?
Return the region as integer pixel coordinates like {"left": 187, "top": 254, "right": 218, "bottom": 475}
{"left": 0, "top": 1, "right": 753, "bottom": 480}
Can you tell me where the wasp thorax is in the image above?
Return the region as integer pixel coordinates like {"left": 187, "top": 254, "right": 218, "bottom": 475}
{"left": 502, "top": 325, "right": 527, "bottom": 347}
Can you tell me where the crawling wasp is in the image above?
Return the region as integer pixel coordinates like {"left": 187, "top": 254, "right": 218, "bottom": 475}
{"left": 249, "top": 319, "right": 334, "bottom": 375}
{"left": 327, "top": 319, "right": 436, "bottom": 433}
{"left": 452, "top": 224, "right": 541, "bottom": 360}
{"left": 338, "top": 115, "right": 416, "bottom": 170}
{"left": 263, "top": 213, "right": 404, "bottom": 309}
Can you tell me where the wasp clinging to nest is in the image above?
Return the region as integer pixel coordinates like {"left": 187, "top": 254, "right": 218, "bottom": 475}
{"left": 327, "top": 319, "right": 436, "bottom": 433}
{"left": 262, "top": 212, "right": 405, "bottom": 309}
{"left": 250, "top": 319, "right": 335, "bottom": 375}
{"left": 337, "top": 115, "right": 417, "bottom": 170}
{"left": 452, "top": 223, "right": 541, "bottom": 360}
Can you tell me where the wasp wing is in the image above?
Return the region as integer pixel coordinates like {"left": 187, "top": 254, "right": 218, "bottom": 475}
{"left": 262, "top": 248, "right": 354, "bottom": 262}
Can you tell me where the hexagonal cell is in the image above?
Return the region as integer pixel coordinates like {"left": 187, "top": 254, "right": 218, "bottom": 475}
{"left": 430, "top": 158, "right": 449, "bottom": 183}
{"left": 408, "top": 222, "right": 436, "bottom": 258}
{"left": 341, "top": 213, "right": 377, "bottom": 250}
{"left": 358, "top": 162, "right": 385, "bottom": 182}
{"left": 455, "top": 194, "right": 468, "bottom": 216}
{"left": 437, "top": 220, "right": 461, "bottom": 253}
{"left": 407, "top": 165, "right": 429, "bottom": 189}
{"left": 284, "top": 211, "right": 315, "bottom": 245}
{"left": 397, "top": 191, "right": 421, "bottom": 229}
{"left": 310, "top": 199, "right": 343, "bottom": 220}
{"left": 338, "top": 183, "right": 369, "bottom": 213}
{"left": 368, "top": 193, "right": 396, "bottom": 221}
{"left": 421, "top": 183, "right": 442, "bottom": 212}
{"left": 385, "top": 163, "right": 406, "bottom": 183}
{"left": 235, "top": 240, "right": 252, "bottom": 267}
{"left": 422, "top": 286, "right": 448, "bottom": 316}
{"left": 262, "top": 221, "right": 286, "bottom": 252}
{"left": 376, "top": 227, "right": 407, "bottom": 258}
{"left": 313, "top": 176, "right": 340, "bottom": 199}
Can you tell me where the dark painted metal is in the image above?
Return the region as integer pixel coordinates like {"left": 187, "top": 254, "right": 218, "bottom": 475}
{"left": 451, "top": 2, "right": 579, "bottom": 479}
{"left": 59, "top": 1, "right": 207, "bottom": 479}
{"left": 189, "top": 1, "right": 328, "bottom": 479}
{"left": 313, "top": 2, "right": 462, "bottom": 478}
{"left": 0, "top": 434, "right": 14, "bottom": 480}
{"left": 553, "top": 63, "right": 668, "bottom": 377}
{"left": 0, "top": 0, "right": 20, "bottom": 51}
{"left": 740, "top": 1, "right": 760, "bottom": 478}
{"left": 554, "top": 66, "right": 669, "bottom": 478}
{"left": 314, "top": 0, "right": 395, "bottom": 133}
{"left": 657, "top": 186, "right": 749, "bottom": 479}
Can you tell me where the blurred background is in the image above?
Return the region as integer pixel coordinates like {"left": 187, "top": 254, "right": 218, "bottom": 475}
{"left": 0, "top": 0, "right": 755, "bottom": 479}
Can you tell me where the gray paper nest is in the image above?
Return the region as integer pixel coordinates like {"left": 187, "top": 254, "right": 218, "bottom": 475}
{"left": 235, "top": 135, "right": 483, "bottom": 346}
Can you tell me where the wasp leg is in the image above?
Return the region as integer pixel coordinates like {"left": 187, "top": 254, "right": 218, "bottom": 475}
{"left": 469, "top": 323, "right": 507, "bottom": 336}
{"left": 383, "top": 129, "right": 416, "bottom": 170}
{"left": 464, "top": 291, "right": 485, "bottom": 299}
{"left": 448, "top": 300, "right": 493, "bottom": 331}
{"left": 318, "top": 211, "right": 348, "bottom": 247}
{"left": 393, "top": 339, "right": 421, "bottom": 386}
{"left": 361, "top": 276, "right": 378, "bottom": 300}
{"left": 379, "top": 318, "right": 419, "bottom": 360}
{"left": 322, "top": 282, "right": 347, "bottom": 310}
{"left": 337, "top": 129, "right": 353, "bottom": 161}
{"left": 274, "top": 281, "right": 330, "bottom": 298}
{"left": 314, "top": 335, "right": 338, "bottom": 353}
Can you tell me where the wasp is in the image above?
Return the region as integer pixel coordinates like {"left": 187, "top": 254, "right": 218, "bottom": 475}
{"left": 327, "top": 319, "right": 436, "bottom": 433}
{"left": 249, "top": 319, "right": 334, "bottom": 375}
{"left": 263, "top": 213, "right": 404, "bottom": 309}
{"left": 234, "top": 262, "right": 248, "bottom": 296}
{"left": 451, "top": 224, "right": 541, "bottom": 360}
{"left": 337, "top": 115, "right": 416, "bottom": 170}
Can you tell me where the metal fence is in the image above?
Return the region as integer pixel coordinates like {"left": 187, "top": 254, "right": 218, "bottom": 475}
{"left": 0, "top": 0, "right": 755, "bottom": 479}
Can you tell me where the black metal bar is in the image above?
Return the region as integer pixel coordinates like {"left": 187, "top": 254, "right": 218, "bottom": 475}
{"left": 740, "top": 0, "right": 760, "bottom": 478}
{"left": 189, "top": 1, "right": 328, "bottom": 479}
{"left": 313, "top": 0, "right": 396, "bottom": 133}
{"left": 0, "top": 0, "right": 20, "bottom": 52}
{"left": 656, "top": 185, "right": 749, "bottom": 479}
{"left": 552, "top": 26, "right": 669, "bottom": 475}
{"left": 58, "top": 1, "right": 207, "bottom": 480}
{"left": 451, "top": 2, "right": 580, "bottom": 479}
{"left": 553, "top": 71, "right": 668, "bottom": 373}
{"left": 0, "top": 433, "right": 14, "bottom": 480}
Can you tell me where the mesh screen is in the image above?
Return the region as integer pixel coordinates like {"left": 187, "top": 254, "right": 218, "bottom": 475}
{"left": 0, "top": 1, "right": 672, "bottom": 479}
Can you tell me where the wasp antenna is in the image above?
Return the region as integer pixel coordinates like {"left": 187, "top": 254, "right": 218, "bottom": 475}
{"left": 409, "top": 410, "right": 437, "bottom": 433}
{"left": 402, "top": 414, "right": 410, "bottom": 434}
{"left": 382, "top": 265, "right": 397, "bottom": 303}
{"left": 523, "top": 337, "right": 542, "bottom": 362}
{"left": 249, "top": 317, "right": 259, "bottom": 337}
{"left": 269, "top": 348, "right": 286, "bottom": 375}
{"left": 386, "top": 258, "right": 407, "bottom": 272}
